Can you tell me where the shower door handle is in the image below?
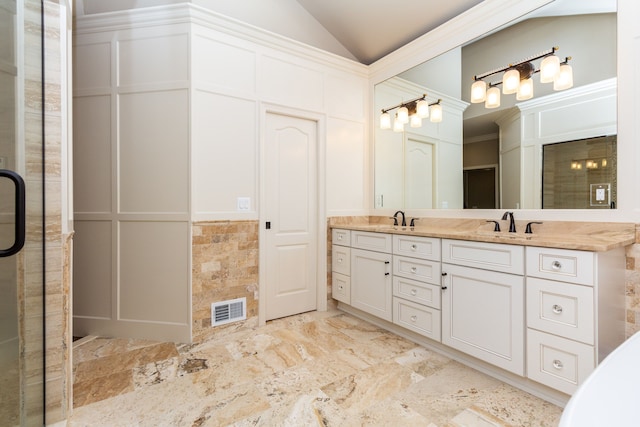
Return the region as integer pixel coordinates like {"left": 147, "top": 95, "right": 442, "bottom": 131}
{"left": 0, "top": 170, "right": 26, "bottom": 257}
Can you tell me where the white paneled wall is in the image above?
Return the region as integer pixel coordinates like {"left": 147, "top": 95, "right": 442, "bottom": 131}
{"left": 73, "top": 5, "right": 369, "bottom": 342}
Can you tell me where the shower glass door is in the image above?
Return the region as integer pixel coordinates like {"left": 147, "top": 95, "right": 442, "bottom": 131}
{"left": 0, "top": 0, "right": 45, "bottom": 425}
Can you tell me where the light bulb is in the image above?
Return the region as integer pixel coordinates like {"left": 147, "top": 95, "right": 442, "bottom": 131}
{"left": 397, "top": 106, "right": 409, "bottom": 124}
{"left": 516, "top": 78, "right": 534, "bottom": 100}
{"left": 379, "top": 112, "right": 391, "bottom": 129}
{"left": 410, "top": 114, "right": 422, "bottom": 128}
{"left": 485, "top": 86, "right": 501, "bottom": 109}
{"left": 470, "top": 80, "right": 487, "bottom": 103}
{"left": 540, "top": 55, "right": 560, "bottom": 83}
{"left": 416, "top": 100, "right": 429, "bottom": 118}
{"left": 554, "top": 63, "right": 573, "bottom": 91}
{"left": 429, "top": 104, "right": 443, "bottom": 123}
{"left": 502, "top": 69, "right": 520, "bottom": 94}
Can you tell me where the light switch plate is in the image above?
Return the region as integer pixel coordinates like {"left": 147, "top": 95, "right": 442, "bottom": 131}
{"left": 237, "top": 197, "right": 250, "bottom": 211}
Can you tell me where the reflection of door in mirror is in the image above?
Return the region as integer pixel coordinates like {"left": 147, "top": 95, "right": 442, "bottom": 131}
{"left": 405, "top": 134, "right": 435, "bottom": 209}
{"left": 464, "top": 167, "right": 498, "bottom": 209}
{"left": 542, "top": 136, "right": 617, "bottom": 209}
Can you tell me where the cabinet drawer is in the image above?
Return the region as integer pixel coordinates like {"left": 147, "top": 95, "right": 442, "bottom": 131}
{"left": 332, "top": 245, "right": 351, "bottom": 276}
{"left": 332, "top": 228, "right": 351, "bottom": 246}
{"left": 526, "top": 247, "right": 594, "bottom": 286}
{"left": 527, "top": 277, "right": 594, "bottom": 344}
{"left": 393, "top": 255, "right": 441, "bottom": 285}
{"left": 527, "top": 329, "right": 595, "bottom": 395}
{"left": 393, "top": 297, "right": 441, "bottom": 341}
{"left": 393, "top": 234, "right": 441, "bottom": 261}
{"left": 393, "top": 276, "right": 441, "bottom": 309}
{"left": 442, "top": 239, "right": 524, "bottom": 275}
{"left": 332, "top": 272, "right": 350, "bottom": 304}
{"left": 351, "top": 231, "right": 392, "bottom": 253}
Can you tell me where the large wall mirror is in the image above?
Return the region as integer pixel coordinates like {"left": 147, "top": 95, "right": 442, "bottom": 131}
{"left": 374, "top": 0, "right": 617, "bottom": 210}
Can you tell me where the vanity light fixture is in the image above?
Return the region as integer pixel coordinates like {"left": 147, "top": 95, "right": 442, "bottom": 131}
{"left": 470, "top": 47, "right": 573, "bottom": 109}
{"left": 380, "top": 94, "right": 443, "bottom": 131}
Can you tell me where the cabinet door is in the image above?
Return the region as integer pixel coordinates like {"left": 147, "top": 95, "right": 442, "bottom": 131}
{"left": 441, "top": 263, "right": 524, "bottom": 375}
{"left": 350, "top": 248, "right": 392, "bottom": 321}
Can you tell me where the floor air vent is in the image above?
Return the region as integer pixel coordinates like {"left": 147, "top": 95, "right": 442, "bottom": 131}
{"left": 211, "top": 297, "right": 246, "bottom": 326}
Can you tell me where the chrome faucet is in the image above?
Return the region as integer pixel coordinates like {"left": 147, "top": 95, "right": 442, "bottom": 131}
{"left": 393, "top": 210, "right": 406, "bottom": 227}
{"left": 502, "top": 211, "right": 516, "bottom": 233}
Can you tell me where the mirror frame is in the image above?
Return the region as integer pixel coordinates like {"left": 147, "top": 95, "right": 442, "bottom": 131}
{"left": 368, "top": 0, "right": 638, "bottom": 222}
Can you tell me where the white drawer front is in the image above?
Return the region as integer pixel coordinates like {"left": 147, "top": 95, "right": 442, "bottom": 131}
{"left": 332, "top": 245, "right": 351, "bottom": 276}
{"left": 351, "top": 230, "right": 392, "bottom": 253}
{"left": 393, "top": 234, "right": 441, "bottom": 261}
{"left": 527, "top": 329, "right": 595, "bottom": 395}
{"left": 527, "top": 277, "right": 594, "bottom": 344}
{"left": 393, "top": 255, "right": 441, "bottom": 285}
{"left": 442, "top": 239, "right": 524, "bottom": 275}
{"left": 526, "top": 247, "right": 594, "bottom": 286}
{"left": 393, "top": 297, "right": 441, "bottom": 341}
{"left": 332, "top": 228, "right": 351, "bottom": 246}
{"left": 393, "top": 276, "right": 441, "bottom": 309}
{"left": 332, "top": 272, "right": 350, "bottom": 304}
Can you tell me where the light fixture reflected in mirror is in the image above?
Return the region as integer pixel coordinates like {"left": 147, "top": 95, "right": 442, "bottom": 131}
{"left": 470, "top": 46, "right": 573, "bottom": 108}
{"left": 380, "top": 94, "right": 444, "bottom": 131}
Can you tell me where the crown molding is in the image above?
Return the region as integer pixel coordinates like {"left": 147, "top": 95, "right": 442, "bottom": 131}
{"left": 73, "top": 3, "right": 368, "bottom": 77}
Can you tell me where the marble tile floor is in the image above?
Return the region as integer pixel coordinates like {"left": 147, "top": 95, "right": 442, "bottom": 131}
{"left": 69, "top": 309, "right": 563, "bottom": 426}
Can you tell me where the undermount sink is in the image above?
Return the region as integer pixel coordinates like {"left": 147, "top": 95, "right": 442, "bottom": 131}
{"left": 559, "top": 331, "right": 640, "bottom": 427}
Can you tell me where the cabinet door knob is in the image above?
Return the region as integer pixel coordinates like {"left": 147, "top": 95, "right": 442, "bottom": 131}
{"left": 410, "top": 289, "right": 417, "bottom": 296}
{"left": 552, "top": 359, "right": 564, "bottom": 370}
{"left": 338, "top": 257, "right": 343, "bottom": 263}
{"left": 551, "top": 260, "right": 562, "bottom": 271}
{"left": 410, "top": 267, "right": 417, "bottom": 273}
{"left": 410, "top": 244, "right": 417, "bottom": 251}
{"left": 410, "top": 315, "right": 417, "bottom": 322}
{"left": 552, "top": 304, "right": 563, "bottom": 314}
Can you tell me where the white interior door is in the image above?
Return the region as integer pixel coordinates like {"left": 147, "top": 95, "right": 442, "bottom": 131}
{"left": 404, "top": 134, "right": 435, "bottom": 209}
{"left": 264, "top": 113, "right": 317, "bottom": 321}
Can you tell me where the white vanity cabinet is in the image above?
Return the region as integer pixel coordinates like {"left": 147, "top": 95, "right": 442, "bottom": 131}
{"left": 350, "top": 231, "right": 393, "bottom": 321}
{"left": 525, "top": 246, "right": 625, "bottom": 395}
{"left": 392, "top": 234, "right": 442, "bottom": 341}
{"left": 331, "top": 229, "right": 351, "bottom": 304}
{"left": 441, "top": 239, "right": 525, "bottom": 375}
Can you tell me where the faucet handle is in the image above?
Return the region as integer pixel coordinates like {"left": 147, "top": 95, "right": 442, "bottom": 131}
{"left": 525, "top": 221, "right": 543, "bottom": 234}
{"left": 410, "top": 218, "right": 420, "bottom": 227}
{"left": 486, "top": 220, "right": 501, "bottom": 232}
{"left": 389, "top": 216, "right": 398, "bottom": 226}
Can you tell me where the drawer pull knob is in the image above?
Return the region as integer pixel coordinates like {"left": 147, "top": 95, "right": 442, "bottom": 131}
{"left": 410, "top": 315, "right": 417, "bottom": 322}
{"left": 410, "top": 244, "right": 417, "bottom": 251}
{"left": 410, "top": 289, "right": 417, "bottom": 296}
{"left": 411, "top": 267, "right": 417, "bottom": 273}
{"left": 338, "top": 258, "right": 343, "bottom": 263}
{"left": 552, "top": 359, "right": 564, "bottom": 370}
{"left": 552, "top": 304, "right": 563, "bottom": 314}
{"left": 337, "top": 235, "right": 342, "bottom": 240}
{"left": 338, "top": 285, "right": 343, "bottom": 290}
{"left": 551, "top": 260, "right": 562, "bottom": 270}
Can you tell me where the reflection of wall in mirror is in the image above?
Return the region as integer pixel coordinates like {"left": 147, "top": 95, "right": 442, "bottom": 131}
{"left": 374, "top": 77, "right": 468, "bottom": 210}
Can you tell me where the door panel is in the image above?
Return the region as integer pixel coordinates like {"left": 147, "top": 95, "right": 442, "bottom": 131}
{"left": 264, "top": 113, "right": 317, "bottom": 320}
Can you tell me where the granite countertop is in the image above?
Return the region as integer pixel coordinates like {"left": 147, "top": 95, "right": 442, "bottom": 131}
{"left": 331, "top": 218, "right": 636, "bottom": 252}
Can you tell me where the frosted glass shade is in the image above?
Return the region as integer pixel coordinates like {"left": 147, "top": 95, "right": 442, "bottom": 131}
{"left": 540, "top": 55, "right": 560, "bottom": 83}
{"left": 516, "top": 78, "right": 534, "bottom": 100}
{"left": 379, "top": 112, "right": 391, "bottom": 129}
{"left": 393, "top": 116, "right": 404, "bottom": 132}
{"left": 554, "top": 64, "right": 574, "bottom": 90}
{"left": 429, "top": 104, "right": 443, "bottom": 123}
{"left": 470, "top": 80, "right": 487, "bottom": 103}
{"left": 485, "top": 86, "right": 501, "bottom": 109}
{"left": 397, "top": 106, "right": 409, "bottom": 124}
{"left": 410, "top": 114, "right": 422, "bottom": 128}
{"left": 416, "top": 99, "right": 429, "bottom": 118}
{"left": 502, "top": 69, "right": 520, "bottom": 94}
